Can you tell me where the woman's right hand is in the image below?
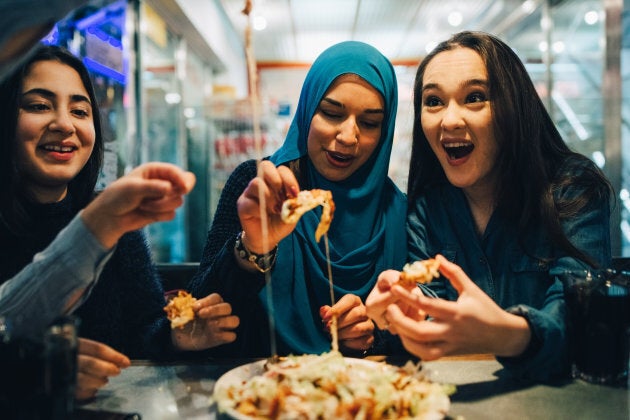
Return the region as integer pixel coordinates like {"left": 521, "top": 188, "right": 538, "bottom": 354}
{"left": 75, "top": 338, "right": 130, "bottom": 401}
{"left": 236, "top": 160, "right": 300, "bottom": 255}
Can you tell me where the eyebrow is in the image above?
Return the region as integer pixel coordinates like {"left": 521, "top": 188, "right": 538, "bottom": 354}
{"left": 321, "top": 97, "right": 384, "bottom": 115}
{"left": 422, "top": 78, "right": 488, "bottom": 93}
{"left": 22, "top": 88, "right": 91, "bottom": 105}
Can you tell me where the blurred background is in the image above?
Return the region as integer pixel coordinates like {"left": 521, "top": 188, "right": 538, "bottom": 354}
{"left": 42, "top": 0, "right": 630, "bottom": 261}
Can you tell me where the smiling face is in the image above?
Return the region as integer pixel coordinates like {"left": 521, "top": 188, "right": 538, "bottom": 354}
{"left": 14, "top": 59, "right": 96, "bottom": 203}
{"left": 420, "top": 47, "right": 499, "bottom": 198}
{"left": 307, "top": 74, "right": 385, "bottom": 182}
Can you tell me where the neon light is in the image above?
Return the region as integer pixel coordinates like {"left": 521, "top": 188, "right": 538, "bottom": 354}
{"left": 83, "top": 57, "right": 126, "bottom": 84}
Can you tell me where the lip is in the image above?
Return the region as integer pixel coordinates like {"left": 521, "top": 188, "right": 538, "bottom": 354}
{"left": 39, "top": 143, "right": 78, "bottom": 162}
{"left": 325, "top": 150, "right": 354, "bottom": 168}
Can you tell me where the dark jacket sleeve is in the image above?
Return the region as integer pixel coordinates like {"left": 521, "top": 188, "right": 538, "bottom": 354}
{"left": 498, "top": 159, "right": 612, "bottom": 381}
{"left": 77, "top": 230, "right": 177, "bottom": 360}
{"left": 187, "top": 159, "right": 273, "bottom": 357}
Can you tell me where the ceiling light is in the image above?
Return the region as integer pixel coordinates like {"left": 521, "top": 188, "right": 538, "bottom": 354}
{"left": 165, "top": 93, "right": 181, "bottom": 104}
{"left": 521, "top": 0, "right": 536, "bottom": 13}
{"left": 591, "top": 151, "right": 605, "bottom": 168}
{"left": 552, "top": 41, "right": 565, "bottom": 54}
{"left": 253, "top": 15, "right": 267, "bottom": 31}
{"left": 584, "top": 10, "right": 599, "bottom": 25}
{"left": 448, "top": 11, "right": 463, "bottom": 27}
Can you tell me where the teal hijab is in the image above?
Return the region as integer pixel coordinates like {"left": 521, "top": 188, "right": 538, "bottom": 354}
{"left": 265, "top": 41, "right": 407, "bottom": 355}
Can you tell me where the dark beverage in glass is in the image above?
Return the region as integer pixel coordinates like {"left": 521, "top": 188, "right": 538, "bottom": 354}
{"left": 563, "top": 270, "right": 630, "bottom": 386}
{"left": 44, "top": 316, "right": 79, "bottom": 419}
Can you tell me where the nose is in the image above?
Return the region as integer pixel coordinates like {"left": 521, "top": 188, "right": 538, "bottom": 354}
{"left": 441, "top": 102, "right": 464, "bottom": 131}
{"left": 48, "top": 111, "right": 75, "bottom": 135}
{"left": 335, "top": 118, "right": 359, "bottom": 146}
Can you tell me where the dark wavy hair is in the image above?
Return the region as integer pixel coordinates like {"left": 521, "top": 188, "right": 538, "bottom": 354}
{"left": 0, "top": 44, "right": 103, "bottom": 235}
{"left": 408, "top": 31, "right": 612, "bottom": 267}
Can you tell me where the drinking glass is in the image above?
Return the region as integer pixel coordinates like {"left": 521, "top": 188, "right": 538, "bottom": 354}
{"left": 44, "top": 316, "right": 79, "bottom": 418}
{"left": 560, "top": 269, "right": 630, "bottom": 386}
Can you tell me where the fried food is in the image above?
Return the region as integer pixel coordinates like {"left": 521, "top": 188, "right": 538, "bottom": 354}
{"left": 398, "top": 258, "right": 440, "bottom": 287}
{"left": 281, "top": 189, "right": 335, "bottom": 242}
{"left": 163, "top": 290, "right": 196, "bottom": 329}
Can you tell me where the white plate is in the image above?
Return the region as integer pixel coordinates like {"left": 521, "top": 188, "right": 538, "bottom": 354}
{"left": 214, "top": 359, "right": 266, "bottom": 420}
{"left": 213, "top": 355, "right": 452, "bottom": 420}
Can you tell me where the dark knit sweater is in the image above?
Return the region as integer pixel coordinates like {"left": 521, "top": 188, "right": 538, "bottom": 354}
{"left": 0, "top": 194, "right": 176, "bottom": 360}
{"left": 188, "top": 159, "right": 271, "bottom": 357}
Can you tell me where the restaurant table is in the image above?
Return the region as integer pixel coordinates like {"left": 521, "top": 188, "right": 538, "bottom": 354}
{"left": 77, "top": 355, "right": 629, "bottom": 419}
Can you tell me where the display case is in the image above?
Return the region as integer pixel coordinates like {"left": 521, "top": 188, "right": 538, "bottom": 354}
{"left": 207, "top": 99, "right": 287, "bottom": 222}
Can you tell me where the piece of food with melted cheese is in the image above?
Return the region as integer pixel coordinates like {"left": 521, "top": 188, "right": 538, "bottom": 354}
{"left": 398, "top": 258, "right": 440, "bottom": 287}
{"left": 281, "top": 189, "right": 335, "bottom": 242}
{"left": 163, "top": 290, "right": 196, "bottom": 329}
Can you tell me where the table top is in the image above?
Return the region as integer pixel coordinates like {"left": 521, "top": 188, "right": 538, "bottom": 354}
{"left": 77, "top": 356, "right": 629, "bottom": 420}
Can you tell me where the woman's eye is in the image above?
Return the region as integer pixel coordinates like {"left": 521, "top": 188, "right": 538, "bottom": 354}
{"left": 72, "top": 108, "right": 90, "bottom": 118}
{"left": 423, "top": 96, "right": 442, "bottom": 107}
{"left": 360, "top": 119, "right": 381, "bottom": 129}
{"left": 319, "top": 107, "right": 342, "bottom": 119}
{"left": 466, "top": 92, "right": 487, "bottom": 103}
{"left": 24, "top": 103, "right": 50, "bottom": 112}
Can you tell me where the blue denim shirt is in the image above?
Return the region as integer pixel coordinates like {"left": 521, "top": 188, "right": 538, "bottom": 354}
{"left": 407, "top": 169, "right": 611, "bottom": 381}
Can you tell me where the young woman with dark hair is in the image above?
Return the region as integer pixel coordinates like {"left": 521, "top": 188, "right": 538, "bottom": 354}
{"left": 0, "top": 45, "right": 238, "bottom": 400}
{"left": 367, "top": 31, "right": 612, "bottom": 381}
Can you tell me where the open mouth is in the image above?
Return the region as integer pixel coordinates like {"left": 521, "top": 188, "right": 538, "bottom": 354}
{"left": 327, "top": 151, "right": 353, "bottom": 163}
{"left": 443, "top": 142, "right": 474, "bottom": 160}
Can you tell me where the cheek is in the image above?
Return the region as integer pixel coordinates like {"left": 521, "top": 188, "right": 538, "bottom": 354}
{"left": 361, "top": 135, "right": 380, "bottom": 162}
{"left": 306, "top": 125, "right": 318, "bottom": 157}
{"left": 306, "top": 117, "right": 329, "bottom": 155}
{"left": 79, "top": 124, "right": 97, "bottom": 146}
{"left": 15, "top": 115, "right": 39, "bottom": 144}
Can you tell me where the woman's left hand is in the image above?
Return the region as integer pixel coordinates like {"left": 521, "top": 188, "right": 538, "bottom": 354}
{"left": 386, "top": 255, "right": 531, "bottom": 360}
{"left": 171, "top": 293, "right": 240, "bottom": 351}
{"left": 320, "top": 294, "right": 374, "bottom": 354}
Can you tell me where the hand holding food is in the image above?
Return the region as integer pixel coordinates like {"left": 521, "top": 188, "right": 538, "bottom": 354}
{"left": 366, "top": 260, "right": 437, "bottom": 331}
{"left": 236, "top": 160, "right": 300, "bottom": 255}
{"left": 320, "top": 294, "right": 374, "bottom": 354}
{"left": 164, "top": 290, "right": 197, "bottom": 329}
{"left": 171, "top": 293, "right": 240, "bottom": 351}
{"left": 81, "top": 162, "right": 196, "bottom": 249}
{"left": 389, "top": 255, "right": 532, "bottom": 360}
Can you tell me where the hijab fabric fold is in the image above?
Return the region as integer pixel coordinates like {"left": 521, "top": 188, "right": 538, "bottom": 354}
{"left": 266, "top": 41, "right": 407, "bottom": 354}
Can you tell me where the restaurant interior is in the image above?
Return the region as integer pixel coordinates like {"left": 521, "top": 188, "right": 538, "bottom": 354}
{"left": 3, "top": 1, "right": 628, "bottom": 418}
{"left": 45, "top": 0, "right": 630, "bottom": 262}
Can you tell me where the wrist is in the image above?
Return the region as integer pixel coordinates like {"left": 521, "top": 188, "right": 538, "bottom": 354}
{"left": 234, "top": 231, "right": 277, "bottom": 273}
{"left": 240, "top": 230, "right": 274, "bottom": 255}
{"left": 79, "top": 209, "right": 118, "bottom": 250}
{"left": 498, "top": 311, "right": 533, "bottom": 357}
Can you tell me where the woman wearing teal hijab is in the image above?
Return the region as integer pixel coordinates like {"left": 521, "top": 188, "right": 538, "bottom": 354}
{"left": 188, "top": 41, "right": 407, "bottom": 357}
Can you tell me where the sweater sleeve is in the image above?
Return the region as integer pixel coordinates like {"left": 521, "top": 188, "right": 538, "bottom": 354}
{"left": 0, "top": 215, "right": 112, "bottom": 340}
{"left": 188, "top": 159, "right": 273, "bottom": 357}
